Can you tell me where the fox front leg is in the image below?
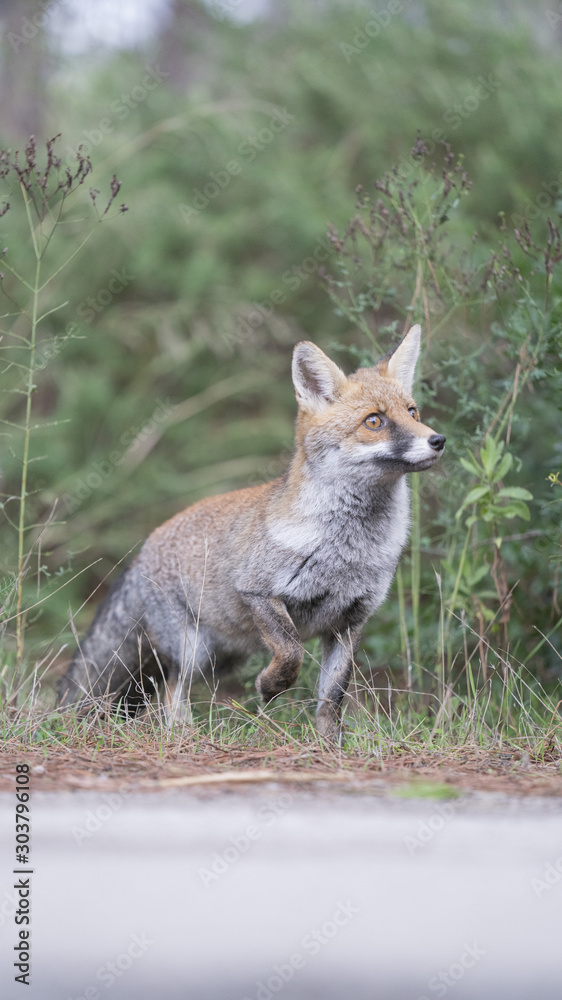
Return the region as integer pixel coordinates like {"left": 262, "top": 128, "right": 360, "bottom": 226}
{"left": 316, "top": 626, "right": 363, "bottom": 743}
{"left": 242, "top": 594, "right": 304, "bottom": 703}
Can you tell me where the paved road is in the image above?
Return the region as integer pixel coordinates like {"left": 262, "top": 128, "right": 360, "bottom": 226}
{"left": 1, "top": 787, "right": 562, "bottom": 999}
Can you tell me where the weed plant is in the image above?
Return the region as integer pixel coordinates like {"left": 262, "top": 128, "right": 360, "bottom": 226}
{"left": 0, "top": 136, "right": 126, "bottom": 723}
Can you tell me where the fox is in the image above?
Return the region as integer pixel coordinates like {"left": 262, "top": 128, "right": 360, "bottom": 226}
{"left": 58, "top": 324, "right": 445, "bottom": 741}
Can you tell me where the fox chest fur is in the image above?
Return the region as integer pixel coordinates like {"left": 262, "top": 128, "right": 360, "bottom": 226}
{"left": 250, "top": 476, "right": 409, "bottom": 638}
{"left": 137, "top": 460, "right": 410, "bottom": 652}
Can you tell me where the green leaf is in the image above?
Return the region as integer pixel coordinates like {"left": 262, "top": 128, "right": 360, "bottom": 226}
{"left": 456, "top": 484, "right": 490, "bottom": 518}
{"left": 460, "top": 455, "right": 481, "bottom": 476}
{"left": 501, "top": 500, "right": 531, "bottom": 520}
{"left": 480, "top": 436, "right": 497, "bottom": 475}
{"left": 491, "top": 451, "right": 513, "bottom": 483}
{"left": 464, "top": 485, "right": 490, "bottom": 505}
{"left": 497, "top": 486, "right": 533, "bottom": 501}
{"left": 467, "top": 565, "right": 490, "bottom": 586}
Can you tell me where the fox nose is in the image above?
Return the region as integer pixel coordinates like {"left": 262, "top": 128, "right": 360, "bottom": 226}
{"left": 429, "top": 434, "right": 446, "bottom": 452}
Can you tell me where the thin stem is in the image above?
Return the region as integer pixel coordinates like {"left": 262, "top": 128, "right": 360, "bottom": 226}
{"left": 444, "top": 522, "right": 472, "bottom": 643}
{"left": 0, "top": 259, "right": 35, "bottom": 292}
{"left": 38, "top": 229, "right": 94, "bottom": 290}
{"left": 396, "top": 565, "right": 411, "bottom": 686}
{"left": 15, "top": 209, "right": 41, "bottom": 667}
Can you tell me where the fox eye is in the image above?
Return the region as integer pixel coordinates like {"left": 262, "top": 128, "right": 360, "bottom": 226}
{"left": 363, "top": 413, "right": 383, "bottom": 430}
{"left": 408, "top": 406, "right": 420, "bottom": 421}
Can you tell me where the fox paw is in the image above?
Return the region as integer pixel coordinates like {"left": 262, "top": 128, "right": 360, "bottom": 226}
{"left": 315, "top": 714, "right": 343, "bottom": 747}
{"left": 255, "top": 669, "right": 283, "bottom": 703}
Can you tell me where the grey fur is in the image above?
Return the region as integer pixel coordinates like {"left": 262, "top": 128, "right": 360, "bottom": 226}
{"left": 59, "top": 329, "right": 444, "bottom": 740}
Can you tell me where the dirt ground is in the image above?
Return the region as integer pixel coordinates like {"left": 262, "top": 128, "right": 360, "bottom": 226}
{"left": 1, "top": 743, "right": 561, "bottom": 796}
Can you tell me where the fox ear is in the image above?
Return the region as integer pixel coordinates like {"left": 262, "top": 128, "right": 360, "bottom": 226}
{"left": 292, "top": 342, "right": 347, "bottom": 411}
{"left": 385, "top": 324, "right": 421, "bottom": 395}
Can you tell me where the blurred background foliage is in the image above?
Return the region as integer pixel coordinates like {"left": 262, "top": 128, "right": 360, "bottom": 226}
{"left": 0, "top": 0, "right": 561, "bottom": 696}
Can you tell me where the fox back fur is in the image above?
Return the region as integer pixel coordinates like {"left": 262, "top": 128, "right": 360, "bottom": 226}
{"left": 59, "top": 324, "right": 445, "bottom": 740}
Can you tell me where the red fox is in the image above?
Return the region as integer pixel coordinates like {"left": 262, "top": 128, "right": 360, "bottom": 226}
{"left": 59, "top": 324, "right": 445, "bottom": 740}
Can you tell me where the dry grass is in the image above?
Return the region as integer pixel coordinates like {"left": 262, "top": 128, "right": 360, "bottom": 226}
{"left": 1, "top": 718, "right": 561, "bottom": 797}
{"left": 2, "top": 639, "right": 561, "bottom": 799}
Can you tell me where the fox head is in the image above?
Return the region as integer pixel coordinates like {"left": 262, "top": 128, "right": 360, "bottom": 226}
{"left": 291, "top": 325, "right": 445, "bottom": 481}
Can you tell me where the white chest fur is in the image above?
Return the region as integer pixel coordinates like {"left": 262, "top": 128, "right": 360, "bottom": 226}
{"left": 269, "top": 477, "right": 411, "bottom": 612}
